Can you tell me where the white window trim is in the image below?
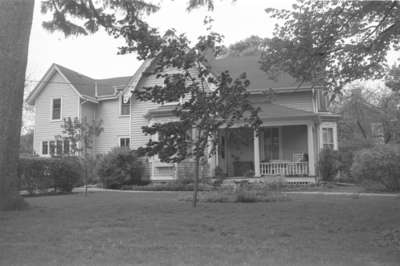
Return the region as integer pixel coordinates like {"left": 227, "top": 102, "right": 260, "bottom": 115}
{"left": 118, "top": 136, "right": 131, "bottom": 148}
{"left": 319, "top": 122, "right": 338, "bottom": 150}
{"left": 50, "top": 97, "right": 63, "bottom": 122}
{"left": 119, "top": 95, "right": 131, "bottom": 117}
{"left": 42, "top": 141, "right": 49, "bottom": 156}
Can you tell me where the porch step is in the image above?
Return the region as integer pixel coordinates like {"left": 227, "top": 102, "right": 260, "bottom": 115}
{"left": 285, "top": 177, "right": 316, "bottom": 185}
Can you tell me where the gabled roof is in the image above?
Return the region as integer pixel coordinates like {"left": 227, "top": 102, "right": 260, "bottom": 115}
{"left": 209, "top": 55, "right": 313, "bottom": 92}
{"left": 54, "top": 64, "right": 96, "bottom": 97}
{"left": 26, "top": 64, "right": 132, "bottom": 105}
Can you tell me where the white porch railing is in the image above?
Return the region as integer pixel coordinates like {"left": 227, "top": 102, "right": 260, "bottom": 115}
{"left": 260, "top": 161, "right": 308, "bottom": 176}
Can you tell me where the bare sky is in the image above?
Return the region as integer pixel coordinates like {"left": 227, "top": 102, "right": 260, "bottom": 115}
{"left": 26, "top": 0, "right": 293, "bottom": 92}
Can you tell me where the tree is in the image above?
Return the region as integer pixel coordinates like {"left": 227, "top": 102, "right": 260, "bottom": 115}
{"left": 59, "top": 117, "right": 103, "bottom": 196}
{"left": 0, "top": 0, "right": 34, "bottom": 211}
{"left": 385, "top": 64, "right": 400, "bottom": 92}
{"left": 227, "top": 35, "right": 268, "bottom": 56}
{"left": 261, "top": 1, "right": 400, "bottom": 96}
{"left": 20, "top": 130, "right": 34, "bottom": 156}
{"left": 135, "top": 31, "right": 261, "bottom": 207}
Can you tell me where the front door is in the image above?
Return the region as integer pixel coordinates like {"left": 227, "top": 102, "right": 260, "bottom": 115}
{"left": 263, "top": 127, "right": 280, "bottom": 161}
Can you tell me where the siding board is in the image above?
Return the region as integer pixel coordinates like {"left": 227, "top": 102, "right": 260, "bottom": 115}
{"left": 33, "top": 72, "right": 80, "bottom": 155}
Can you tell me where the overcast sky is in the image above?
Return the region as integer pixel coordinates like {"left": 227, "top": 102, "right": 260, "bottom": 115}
{"left": 26, "top": 0, "right": 294, "bottom": 93}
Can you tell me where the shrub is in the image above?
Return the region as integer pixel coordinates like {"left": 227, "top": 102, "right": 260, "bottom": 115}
{"left": 18, "top": 157, "right": 82, "bottom": 194}
{"left": 18, "top": 157, "right": 52, "bottom": 194}
{"left": 213, "top": 166, "right": 226, "bottom": 185}
{"left": 337, "top": 138, "right": 374, "bottom": 180}
{"left": 179, "top": 183, "right": 289, "bottom": 203}
{"left": 97, "top": 148, "right": 144, "bottom": 189}
{"left": 351, "top": 145, "right": 400, "bottom": 191}
{"left": 51, "top": 157, "right": 82, "bottom": 192}
{"left": 318, "top": 148, "right": 341, "bottom": 181}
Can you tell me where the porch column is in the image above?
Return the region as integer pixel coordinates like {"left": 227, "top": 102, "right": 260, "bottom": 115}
{"left": 254, "top": 130, "right": 261, "bottom": 177}
{"left": 307, "top": 123, "right": 316, "bottom": 176}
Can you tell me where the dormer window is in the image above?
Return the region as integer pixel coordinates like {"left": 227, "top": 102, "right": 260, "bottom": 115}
{"left": 120, "top": 96, "right": 130, "bottom": 115}
{"left": 52, "top": 98, "right": 61, "bottom": 120}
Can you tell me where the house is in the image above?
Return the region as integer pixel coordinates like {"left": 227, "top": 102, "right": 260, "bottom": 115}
{"left": 26, "top": 55, "right": 339, "bottom": 182}
{"left": 338, "top": 88, "right": 388, "bottom": 146}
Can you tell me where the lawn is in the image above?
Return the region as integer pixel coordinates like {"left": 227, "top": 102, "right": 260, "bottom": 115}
{"left": 0, "top": 192, "right": 399, "bottom": 266}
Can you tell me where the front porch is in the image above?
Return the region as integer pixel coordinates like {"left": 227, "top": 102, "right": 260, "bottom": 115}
{"left": 216, "top": 121, "right": 317, "bottom": 178}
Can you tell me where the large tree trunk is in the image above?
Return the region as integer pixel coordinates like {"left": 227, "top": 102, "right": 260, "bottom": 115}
{"left": 0, "top": 0, "right": 35, "bottom": 210}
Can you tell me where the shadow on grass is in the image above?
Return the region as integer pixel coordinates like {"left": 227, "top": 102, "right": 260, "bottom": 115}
{"left": 180, "top": 184, "right": 290, "bottom": 203}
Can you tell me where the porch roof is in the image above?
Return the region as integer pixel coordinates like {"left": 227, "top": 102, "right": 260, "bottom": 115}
{"left": 257, "top": 103, "right": 317, "bottom": 121}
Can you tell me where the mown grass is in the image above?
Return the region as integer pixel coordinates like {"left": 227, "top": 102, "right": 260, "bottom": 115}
{"left": 0, "top": 191, "right": 399, "bottom": 266}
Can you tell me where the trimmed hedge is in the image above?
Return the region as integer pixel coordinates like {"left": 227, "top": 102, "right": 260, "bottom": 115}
{"left": 351, "top": 145, "right": 400, "bottom": 191}
{"left": 18, "top": 157, "right": 82, "bottom": 194}
{"left": 96, "top": 148, "right": 145, "bottom": 189}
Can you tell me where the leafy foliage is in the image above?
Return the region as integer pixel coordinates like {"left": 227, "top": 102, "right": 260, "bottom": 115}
{"left": 134, "top": 31, "right": 262, "bottom": 206}
{"left": 227, "top": 35, "right": 268, "bottom": 56}
{"left": 385, "top": 64, "right": 400, "bottom": 92}
{"left": 351, "top": 145, "right": 400, "bottom": 191}
{"left": 19, "top": 130, "right": 33, "bottom": 155}
{"left": 318, "top": 148, "right": 341, "bottom": 182}
{"left": 18, "top": 157, "right": 82, "bottom": 194}
{"left": 59, "top": 117, "right": 103, "bottom": 194}
{"left": 97, "top": 148, "right": 145, "bottom": 189}
{"left": 262, "top": 1, "right": 400, "bottom": 94}
{"left": 60, "top": 117, "right": 103, "bottom": 156}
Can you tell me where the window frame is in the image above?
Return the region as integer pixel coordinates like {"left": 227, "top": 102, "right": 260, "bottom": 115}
{"left": 42, "top": 141, "right": 48, "bottom": 155}
{"left": 371, "top": 122, "right": 384, "bottom": 144}
{"left": 120, "top": 96, "right": 131, "bottom": 116}
{"left": 322, "top": 127, "right": 334, "bottom": 149}
{"left": 49, "top": 141, "right": 56, "bottom": 155}
{"left": 51, "top": 97, "right": 62, "bottom": 121}
{"left": 63, "top": 139, "right": 70, "bottom": 155}
{"left": 119, "top": 137, "right": 130, "bottom": 149}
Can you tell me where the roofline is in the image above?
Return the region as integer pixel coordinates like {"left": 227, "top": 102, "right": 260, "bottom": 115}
{"left": 26, "top": 64, "right": 84, "bottom": 105}
{"left": 96, "top": 95, "right": 119, "bottom": 101}
{"left": 122, "top": 59, "right": 154, "bottom": 96}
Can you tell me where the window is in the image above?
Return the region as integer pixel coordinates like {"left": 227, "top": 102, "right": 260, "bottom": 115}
{"left": 371, "top": 122, "right": 384, "bottom": 144}
{"left": 52, "top": 98, "right": 61, "bottom": 120}
{"left": 63, "top": 140, "right": 70, "bottom": 154}
{"left": 220, "top": 136, "right": 225, "bottom": 159}
{"left": 322, "top": 128, "right": 334, "bottom": 149}
{"left": 56, "top": 140, "right": 62, "bottom": 155}
{"left": 120, "top": 97, "right": 130, "bottom": 115}
{"left": 42, "top": 141, "right": 48, "bottom": 155}
{"left": 49, "top": 141, "right": 55, "bottom": 155}
{"left": 120, "top": 138, "right": 130, "bottom": 148}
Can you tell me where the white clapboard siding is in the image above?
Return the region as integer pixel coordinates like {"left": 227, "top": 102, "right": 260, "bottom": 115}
{"left": 129, "top": 66, "right": 200, "bottom": 150}
{"left": 95, "top": 98, "right": 130, "bottom": 154}
{"left": 275, "top": 91, "right": 314, "bottom": 112}
{"left": 33, "top": 72, "right": 80, "bottom": 155}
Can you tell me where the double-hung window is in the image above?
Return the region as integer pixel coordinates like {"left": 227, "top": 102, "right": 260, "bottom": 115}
{"left": 42, "top": 141, "right": 48, "bottom": 155}
{"left": 49, "top": 141, "right": 56, "bottom": 155}
{"left": 322, "top": 127, "right": 334, "bottom": 149}
{"left": 120, "top": 138, "right": 130, "bottom": 149}
{"left": 120, "top": 97, "right": 130, "bottom": 116}
{"left": 63, "top": 140, "right": 70, "bottom": 154}
{"left": 52, "top": 98, "right": 61, "bottom": 120}
{"left": 56, "top": 140, "right": 63, "bottom": 156}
